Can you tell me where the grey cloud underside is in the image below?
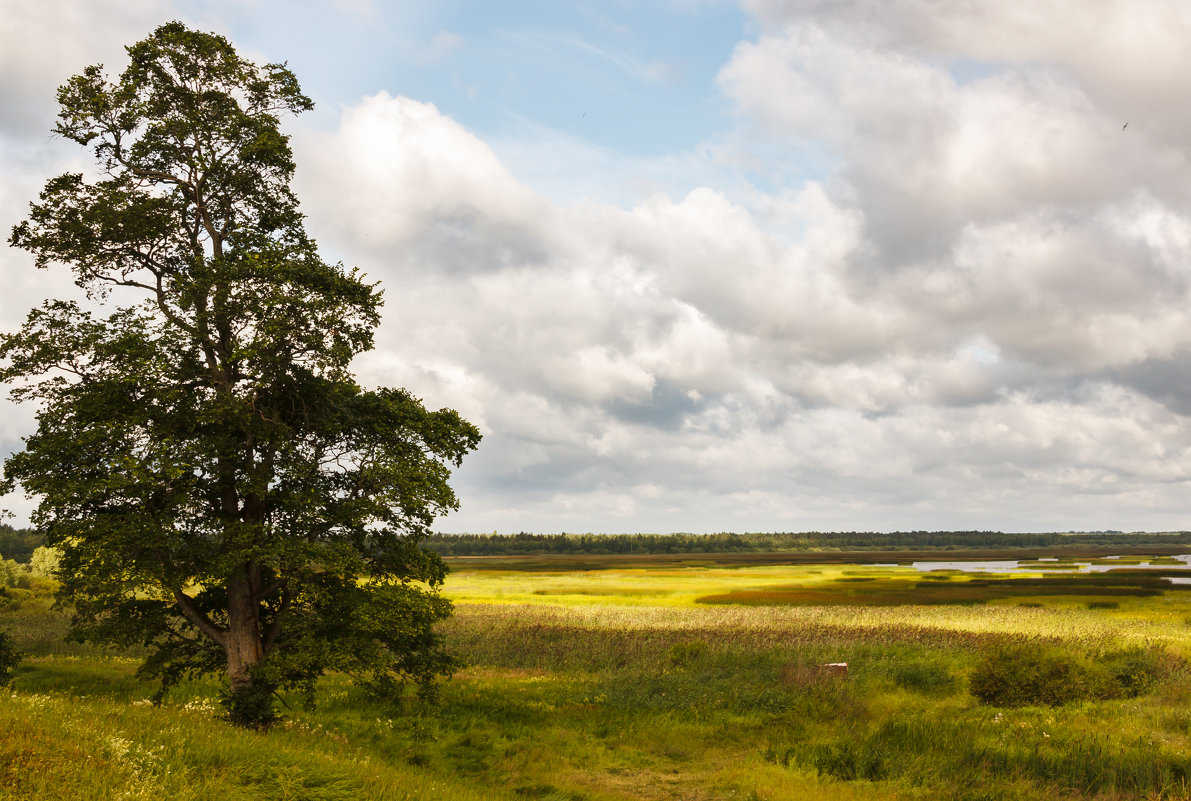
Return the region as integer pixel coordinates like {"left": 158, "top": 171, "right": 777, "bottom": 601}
{"left": 1107, "top": 355, "right": 1191, "bottom": 417}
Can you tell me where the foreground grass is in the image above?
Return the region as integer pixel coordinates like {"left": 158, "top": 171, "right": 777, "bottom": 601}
{"left": 0, "top": 682, "right": 503, "bottom": 801}
{"left": 5, "top": 559, "right": 1191, "bottom": 799}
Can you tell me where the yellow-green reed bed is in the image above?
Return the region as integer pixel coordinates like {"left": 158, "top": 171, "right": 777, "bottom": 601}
{"left": 6, "top": 559, "right": 1191, "bottom": 799}
{"left": 443, "top": 561, "right": 1191, "bottom": 650}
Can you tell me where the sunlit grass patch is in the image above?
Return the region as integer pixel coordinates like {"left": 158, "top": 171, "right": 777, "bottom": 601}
{"left": 0, "top": 685, "right": 516, "bottom": 801}
{"left": 444, "top": 563, "right": 942, "bottom": 610}
{"left": 696, "top": 572, "right": 1191, "bottom": 608}
{"left": 531, "top": 586, "right": 665, "bottom": 598}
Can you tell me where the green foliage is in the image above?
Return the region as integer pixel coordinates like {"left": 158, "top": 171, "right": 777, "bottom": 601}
{"left": 3, "top": 22, "right": 479, "bottom": 725}
{"left": 0, "top": 557, "right": 26, "bottom": 588}
{"left": 221, "top": 674, "right": 280, "bottom": 728}
{"left": 0, "top": 584, "right": 19, "bottom": 686}
{"left": 1099, "top": 646, "right": 1171, "bottom": 698}
{"left": 28, "top": 545, "right": 60, "bottom": 578}
{"left": 970, "top": 644, "right": 1096, "bottom": 707}
{"left": 970, "top": 643, "right": 1172, "bottom": 707}
{"left": 0, "top": 629, "right": 17, "bottom": 687}
{"left": 0, "top": 526, "right": 44, "bottom": 563}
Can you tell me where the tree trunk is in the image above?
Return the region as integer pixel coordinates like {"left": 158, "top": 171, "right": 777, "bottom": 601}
{"left": 222, "top": 567, "right": 278, "bottom": 725}
{"left": 225, "top": 570, "right": 262, "bottom": 691}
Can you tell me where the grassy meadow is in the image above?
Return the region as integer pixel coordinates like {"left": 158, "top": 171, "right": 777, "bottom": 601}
{"left": 7, "top": 555, "right": 1191, "bottom": 799}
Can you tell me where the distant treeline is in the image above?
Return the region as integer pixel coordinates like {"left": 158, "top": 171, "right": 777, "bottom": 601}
{"left": 6, "top": 526, "right": 1191, "bottom": 562}
{"left": 0, "top": 526, "right": 44, "bottom": 563}
{"left": 424, "top": 530, "right": 1191, "bottom": 556}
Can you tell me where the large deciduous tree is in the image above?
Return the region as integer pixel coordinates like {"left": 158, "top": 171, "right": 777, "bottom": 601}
{"left": 2, "top": 22, "right": 480, "bottom": 724}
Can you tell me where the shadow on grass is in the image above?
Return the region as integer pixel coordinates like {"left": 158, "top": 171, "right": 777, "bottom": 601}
{"left": 14, "top": 656, "right": 144, "bottom": 700}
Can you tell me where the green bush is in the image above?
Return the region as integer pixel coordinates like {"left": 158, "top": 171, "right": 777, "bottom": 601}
{"left": 28, "top": 546, "right": 60, "bottom": 579}
{"left": 0, "top": 558, "right": 29, "bottom": 589}
{"left": 221, "top": 677, "right": 281, "bottom": 728}
{"left": 970, "top": 644, "right": 1173, "bottom": 707}
{"left": 0, "top": 630, "right": 19, "bottom": 686}
{"left": 969, "top": 644, "right": 1096, "bottom": 707}
{"left": 1099, "top": 647, "right": 1168, "bottom": 698}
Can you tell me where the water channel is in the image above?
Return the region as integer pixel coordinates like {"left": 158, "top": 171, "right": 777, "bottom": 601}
{"left": 909, "top": 554, "right": 1191, "bottom": 584}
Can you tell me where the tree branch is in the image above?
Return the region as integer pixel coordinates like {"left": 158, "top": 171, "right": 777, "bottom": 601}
{"left": 171, "top": 589, "right": 228, "bottom": 648}
{"left": 261, "top": 584, "right": 292, "bottom": 655}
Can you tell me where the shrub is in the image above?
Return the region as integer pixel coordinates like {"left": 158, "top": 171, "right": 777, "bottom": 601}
{"left": 0, "top": 630, "right": 18, "bottom": 686}
{"left": 971, "top": 644, "right": 1175, "bottom": 707}
{"left": 1099, "top": 647, "right": 1168, "bottom": 698}
{"left": 28, "top": 546, "right": 60, "bottom": 579}
{"left": 0, "top": 558, "right": 29, "bottom": 589}
{"left": 970, "top": 644, "right": 1095, "bottom": 707}
{"left": 221, "top": 677, "right": 280, "bottom": 728}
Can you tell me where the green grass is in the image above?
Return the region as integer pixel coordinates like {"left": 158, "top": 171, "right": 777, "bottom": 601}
{"left": 5, "top": 555, "right": 1191, "bottom": 799}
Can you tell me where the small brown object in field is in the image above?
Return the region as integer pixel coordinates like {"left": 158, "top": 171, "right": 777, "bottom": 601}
{"left": 780, "top": 661, "right": 849, "bottom": 687}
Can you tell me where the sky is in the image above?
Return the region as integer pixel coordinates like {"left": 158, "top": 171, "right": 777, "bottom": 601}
{"left": 3, "top": 0, "right": 1191, "bottom": 534}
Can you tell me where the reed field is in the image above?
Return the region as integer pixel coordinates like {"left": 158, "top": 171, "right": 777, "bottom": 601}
{"left": 6, "top": 555, "right": 1191, "bottom": 799}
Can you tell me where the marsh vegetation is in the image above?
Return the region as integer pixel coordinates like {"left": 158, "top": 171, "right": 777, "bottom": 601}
{"left": 5, "top": 554, "right": 1191, "bottom": 799}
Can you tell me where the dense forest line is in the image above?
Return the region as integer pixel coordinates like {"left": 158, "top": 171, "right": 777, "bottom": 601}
{"left": 424, "top": 530, "right": 1191, "bottom": 556}
{"left": 8, "top": 526, "right": 1191, "bottom": 563}
{"left": 0, "top": 526, "right": 43, "bottom": 563}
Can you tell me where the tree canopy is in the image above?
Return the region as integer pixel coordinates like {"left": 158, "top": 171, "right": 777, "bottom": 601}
{"left": 3, "top": 22, "right": 481, "bottom": 724}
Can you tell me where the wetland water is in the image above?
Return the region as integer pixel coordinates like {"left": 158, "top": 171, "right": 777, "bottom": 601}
{"left": 913, "top": 554, "right": 1191, "bottom": 583}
